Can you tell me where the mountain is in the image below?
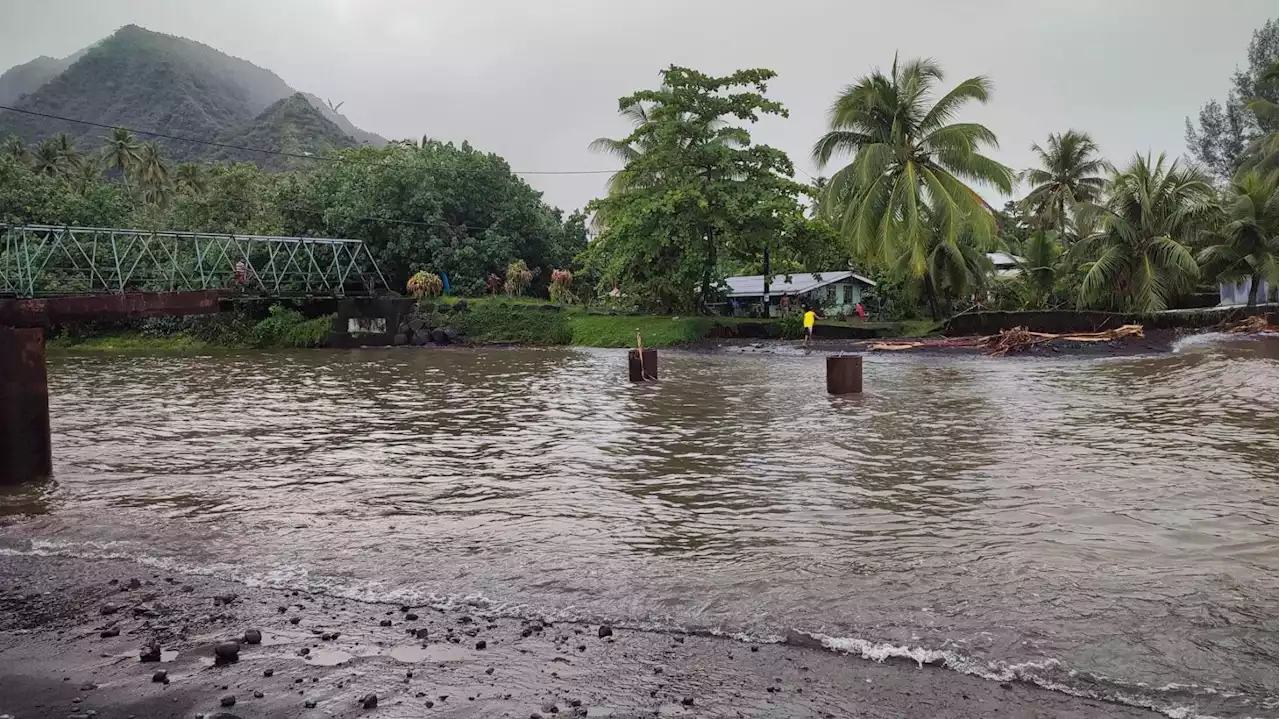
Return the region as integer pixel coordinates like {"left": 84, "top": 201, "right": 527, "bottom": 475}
{"left": 301, "top": 93, "right": 386, "bottom": 147}
{"left": 209, "top": 93, "right": 357, "bottom": 170}
{"left": 0, "top": 24, "right": 384, "bottom": 164}
{"left": 0, "top": 55, "right": 73, "bottom": 105}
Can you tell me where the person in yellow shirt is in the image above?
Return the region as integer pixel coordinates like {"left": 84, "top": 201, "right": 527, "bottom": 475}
{"left": 802, "top": 304, "right": 820, "bottom": 346}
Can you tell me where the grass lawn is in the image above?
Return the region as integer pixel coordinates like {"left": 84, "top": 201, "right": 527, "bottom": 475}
{"left": 47, "top": 332, "right": 213, "bottom": 351}
{"left": 570, "top": 314, "right": 714, "bottom": 348}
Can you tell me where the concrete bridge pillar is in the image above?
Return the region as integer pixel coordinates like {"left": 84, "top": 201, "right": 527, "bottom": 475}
{"left": 0, "top": 327, "right": 52, "bottom": 484}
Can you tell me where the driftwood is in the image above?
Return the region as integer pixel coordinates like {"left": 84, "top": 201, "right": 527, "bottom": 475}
{"left": 867, "top": 324, "right": 1145, "bottom": 355}
{"left": 1221, "top": 315, "right": 1277, "bottom": 334}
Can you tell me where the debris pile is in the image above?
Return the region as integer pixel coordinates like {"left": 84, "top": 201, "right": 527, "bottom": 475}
{"left": 867, "top": 324, "right": 1146, "bottom": 355}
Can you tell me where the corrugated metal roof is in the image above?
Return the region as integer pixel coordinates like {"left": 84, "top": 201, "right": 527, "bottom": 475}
{"left": 986, "top": 252, "right": 1025, "bottom": 267}
{"left": 723, "top": 271, "right": 876, "bottom": 298}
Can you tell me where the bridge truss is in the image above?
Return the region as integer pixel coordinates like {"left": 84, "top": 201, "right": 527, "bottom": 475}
{"left": 0, "top": 225, "right": 390, "bottom": 299}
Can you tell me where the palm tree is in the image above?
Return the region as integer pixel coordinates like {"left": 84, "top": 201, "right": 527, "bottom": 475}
{"left": 1020, "top": 130, "right": 1110, "bottom": 239}
{"left": 51, "top": 133, "right": 82, "bottom": 174}
{"left": 1197, "top": 169, "right": 1278, "bottom": 308}
{"left": 1241, "top": 61, "right": 1278, "bottom": 176}
{"left": 71, "top": 156, "right": 103, "bottom": 195}
{"left": 101, "top": 127, "right": 142, "bottom": 188}
{"left": 3, "top": 135, "right": 29, "bottom": 164}
{"left": 902, "top": 203, "right": 994, "bottom": 318}
{"left": 135, "top": 141, "right": 171, "bottom": 205}
{"left": 1017, "top": 230, "right": 1064, "bottom": 307}
{"left": 30, "top": 139, "right": 64, "bottom": 177}
{"left": 1076, "top": 153, "right": 1213, "bottom": 312}
{"left": 173, "top": 163, "right": 207, "bottom": 194}
{"left": 813, "top": 56, "right": 1014, "bottom": 278}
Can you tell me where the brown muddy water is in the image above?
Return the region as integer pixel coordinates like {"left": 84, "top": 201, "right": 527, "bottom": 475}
{"left": 1, "top": 335, "right": 1276, "bottom": 718}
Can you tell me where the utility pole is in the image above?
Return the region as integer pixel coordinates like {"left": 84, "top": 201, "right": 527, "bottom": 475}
{"left": 761, "top": 244, "right": 771, "bottom": 318}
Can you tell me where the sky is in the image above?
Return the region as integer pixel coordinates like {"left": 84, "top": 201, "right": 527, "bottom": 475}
{"left": 0, "top": 0, "right": 1274, "bottom": 213}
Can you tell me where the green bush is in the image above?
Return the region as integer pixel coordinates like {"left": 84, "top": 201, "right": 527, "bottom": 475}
{"left": 251, "top": 305, "right": 333, "bottom": 348}
{"left": 778, "top": 311, "right": 804, "bottom": 339}
{"left": 455, "top": 304, "right": 572, "bottom": 344}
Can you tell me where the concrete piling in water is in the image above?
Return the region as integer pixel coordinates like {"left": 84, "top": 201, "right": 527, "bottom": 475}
{"left": 0, "top": 327, "right": 52, "bottom": 484}
{"left": 628, "top": 349, "right": 658, "bottom": 382}
{"left": 826, "top": 355, "right": 863, "bottom": 395}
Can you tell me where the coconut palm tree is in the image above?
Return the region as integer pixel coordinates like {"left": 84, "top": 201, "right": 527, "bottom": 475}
{"left": 1020, "top": 130, "right": 1110, "bottom": 240}
{"left": 903, "top": 203, "right": 994, "bottom": 318}
{"left": 30, "top": 139, "right": 65, "bottom": 177}
{"left": 71, "top": 156, "right": 103, "bottom": 195}
{"left": 51, "top": 133, "right": 82, "bottom": 173}
{"left": 1076, "top": 153, "right": 1214, "bottom": 312}
{"left": 135, "top": 141, "right": 171, "bottom": 205}
{"left": 1017, "top": 229, "right": 1064, "bottom": 307}
{"left": 2, "top": 135, "right": 29, "bottom": 164}
{"left": 812, "top": 56, "right": 1014, "bottom": 278}
{"left": 1197, "top": 169, "right": 1278, "bottom": 308}
{"left": 173, "top": 163, "right": 207, "bottom": 195}
{"left": 101, "top": 127, "right": 142, "bottom": 188}
{"left": 1240, "top": 61, "right": 1278, "bottom": 176}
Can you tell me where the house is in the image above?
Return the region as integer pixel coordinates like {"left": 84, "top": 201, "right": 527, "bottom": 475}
{"left": 1218, "top": 279, "right": 1273, "bottom": 306}
{"left": 722, "top": 270, "right": 876, "bottom": 317}
{"left": 986, "top": 252, "right": 1025, "bottom": 279}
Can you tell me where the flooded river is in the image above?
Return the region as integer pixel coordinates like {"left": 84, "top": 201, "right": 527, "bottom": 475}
{"left": 2, "top": 337, "right": 1276, "bottom": 718}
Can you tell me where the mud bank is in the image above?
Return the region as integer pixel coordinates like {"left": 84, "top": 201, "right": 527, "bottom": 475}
{"left": 0, "top": 554, "right": 1160, "bottom": 719}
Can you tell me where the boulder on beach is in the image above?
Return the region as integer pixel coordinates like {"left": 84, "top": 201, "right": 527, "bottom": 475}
{"left": 243, "top": 629, "right": 262, "bottom": 645}
{"left": 214, "top": 640, "right": 241, "bottom": 665}
{"left": 597, "top": 625, "right": 613, "bottom": 638}
{"left": 361, "top": 693, "right": 378, "bottom": 709}
{"left": 139, "top": 643, "right": 162, "bottom": 662}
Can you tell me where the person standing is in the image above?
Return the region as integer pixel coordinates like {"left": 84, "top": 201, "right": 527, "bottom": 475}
{"left": 803, "top": 304, "right": 820, "bottom": 346}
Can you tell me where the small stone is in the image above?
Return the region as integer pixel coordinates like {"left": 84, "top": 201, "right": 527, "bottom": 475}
{"left": 80, "top": 682, "right": 97, "bottom": 691}
{"left": 298, "top": 648, "right": 310, "bottom": 656}
{"left": 597, "top": 625, "right": 612, "bottom": 638}
{"left": 139, "top": 644, "right": 162, "bottom": 663}
{"left": 220, "top": 695, "right": 236, "bottom": 707}
{"left": 400, "top": 605, "right": 411, "bottom": 613}
{"left": 304, "top": 699, "right": 317, "bottom": 708}
{"left": 485, "top": 667, "right": 494, "bottom": 675}
{"left": 253, "top": 691, "right": 264, "bottom": 699}
{"left": 263, "top": 669, "right": 274, "bottom": 677}
{"left": 681, "top": 697, "right": 694, "bottom": 706}
{"left": 380, "top": 619, "right": 392, "bottom": 627}
{"left": 541, "top": 702, "right": 558, "bottom": 713}
{"left": 243, "top": 629, "right": 262, "bottom": 645}
{"left": 361, "top": 693, "right": 378, "bottom": 709}
{"left": 99, "top": 628, "right": 119, "bottom": 638}
{"left": 100, "top": 603, "right": 121, "bottom": 615}
{"left": 568, "top": 699, "right": 581, "bottom": 707}
{"left": 475, "top": 640, "right": 486, "bottom": 650}
{"left": 751, "top": 646, "right": 759, "bottom": 652}
{"left": 127, "top": 578, "right": 142, "bottom": 589}
{"left": 277, "top": 606, "right": 287, "bottom": 614}
{"left": 214, "top": 641, "right": 241, "bottom": 665}
{"left": 405, "top": 613, "right": 418, "bottom": 621}
{"left": 151, "top": 670, "right": 168, "bottom": 683}
{"left": 214, "top": 593, "right": 237, "bottom": 606}
{"left": 1000, "top": 682, "right": 1013, "bottom": 690}
{"left": 425, "top": 700, "right": 434, "bottom": 708}
{"left": 576, "top": 645, "right": 585, "bottom": 652}
{"left": 414, "top": 628, "right": 429, "bottom": 640}
{"left": 289, "top": 617, "right": 301, "bottom": 625}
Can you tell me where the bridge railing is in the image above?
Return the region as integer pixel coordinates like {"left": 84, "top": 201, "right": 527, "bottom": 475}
{"left": 0, "top": 225, "right": 390, "bottom": 299}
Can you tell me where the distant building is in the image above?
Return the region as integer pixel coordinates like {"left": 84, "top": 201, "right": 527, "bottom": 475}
{"left": 722, "top": 271, "right": 876, "bottom": 317}
{"left": 1218, "top": 279, "right": 1272, "bottom": 306}
{"left": 986, "top": 252, "right": 1025, "bottom": 279}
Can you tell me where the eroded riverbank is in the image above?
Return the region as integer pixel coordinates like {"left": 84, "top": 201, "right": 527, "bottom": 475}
{"left": 0, "top": 553, "right": 1162, "bottom": 719}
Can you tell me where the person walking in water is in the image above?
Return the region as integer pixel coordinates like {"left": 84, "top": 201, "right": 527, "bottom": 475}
{"left": 802, "top": 304, "right": 820, "bottom": 346}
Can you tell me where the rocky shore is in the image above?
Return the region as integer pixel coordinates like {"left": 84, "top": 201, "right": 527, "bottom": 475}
{"left": 0, "top": 553, "right": 1163, "bottom": 719}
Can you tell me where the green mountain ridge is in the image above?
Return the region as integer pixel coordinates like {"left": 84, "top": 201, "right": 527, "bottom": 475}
{"left": 0, "top": 24, "right": 384, "bottom": 164}
{"left": 209, "top": 93, "right": 357, "bottom": 170}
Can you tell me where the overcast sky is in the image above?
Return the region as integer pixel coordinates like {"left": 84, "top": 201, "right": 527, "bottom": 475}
{"left": 1, "top": 0, "right": 1274, "bottom": 212}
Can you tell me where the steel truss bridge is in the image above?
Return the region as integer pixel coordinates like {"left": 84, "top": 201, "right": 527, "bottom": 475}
{"left": 0, "top": 225, "right": 389, "bottom": 299}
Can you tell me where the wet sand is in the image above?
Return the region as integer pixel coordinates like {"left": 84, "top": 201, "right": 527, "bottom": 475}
{"left": 0, "top": 554, "right": 1161, "bottom": 719}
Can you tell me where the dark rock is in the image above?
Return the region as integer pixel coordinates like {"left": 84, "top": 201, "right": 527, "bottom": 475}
{"left": 475, "top": 640, "right": 487, "bottom": 650}
{"left": 99, "top": 628, "right": 119, "bottom": 638}
{"left": 139, "top": 644, "right": 162, "bottom": 662}
{"left": 431, "top": 328, "right": 447, "bottom": 344}
{"left": 393, "top": 333, "right": 408, "bottom": 346}
{"left": 576, "top": 645, "right": 585, "bottom": 652}
{"left": 458, "top": 616, "right": 474, "bottom": 624}
{"left": 530, "top": 714, "right": 543, "bottom": 719}
{"left": 214, "top": 594, "right": 237, "bottom": 606}
{"left": 411, "top": 330, "right": 431, "bottom": 346}
{"left": 263, "top": 669, "right": 274, "bottom": 677}
{"left": 80, "top": 682, "right": 97, "bottom": 690}
{"left": 220, "top": 695, "right": 236, "bottom": 707}
{"left": 243, "top": 629, "right": 262, "bottom": 645}
{"left": 425, "top": 700, "right": 434, "bottom": 708}
{"left": 208, "top": 714, "right": 243, "bottom": 719}
{"left": 181, "top": 585, "right": 195, "bottom": 593}
{"left": 541, "top": 702, "right": 558, "bottom": 713}
{"left": 289, "top": 617, "right": 301, "bottom": 625}
{"left": 127, "top": 578, "right": 142, "bottom": 589}
{"left": 214, "top": 641, "right": 241, "bottom": 665}
{"left": 568, "top": 699, "right": 581, "bottom": 707}
{"left": 681, "top": 697, "right": 694, "bottom": 706}
{"left": 108, "top": 579, "right": 118, "bottom": 585}
{"left": 253, "top": 690, "right": 264, "bottom": 699}
{"left": 442, "top": 327, "right": 460, "bottom": 343}
{"left": 278, "top": 606, "right": 287, "bottom": 613}
{"left": 361, "top": 693, "right": 378, "bottom": 709}
{"left": 751, "top": 646, "right": 759, "bottom": 652}
{"left": 597, "top": 625, "right": 613, "bottom": 638}
{"left": 408, "top": 318, "right": 424, "bottom": 332}
{"left": 100, "top": 603, "right": 121, "bottom": 615}
{"left": 485, "top": 667, "right": 494, "bottom": 675}
{"left": 521, "top": 628, "right": 532, "bottom": 638}
{"left": 380, "top": 619, "right": 392, "bottom": 627}
{"left": 453, "top": 298, "right": 469, "bottom": 312}
{"left": 400, "top": 605, "right": 411, "bottom": 613}
{"left": 298, "top": 648, "right": 310, "bottom": 656}
{"left": 414, "top": 628, "right": 429, "bottom": 640}
{"left": 1000, "top": 682, "right": 1013, "bottom": 690}
{"left": 405, "top": 613, "right": 418, "bottom": 621}
{"left": 304, "top": 699, "right": 317, "bottom": 708}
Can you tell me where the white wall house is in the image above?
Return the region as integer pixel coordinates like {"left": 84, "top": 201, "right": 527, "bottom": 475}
{"left": 722, "top": 271, "right": 876, "bottom": 317}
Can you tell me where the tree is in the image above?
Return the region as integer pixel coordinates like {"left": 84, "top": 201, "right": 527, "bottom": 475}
{"left": 101, "top": 127, "right": 142, "bottom": 188}
{"left": 1186, "top": 19, "right": 1278, "bottom": 182}
{"left": 3, "top": 136, "right": 29, "bottom": 165}
{"left": 135, "top": 141, "right": 171, "bottom": 205}
{"left": 1077, "top": 154, "right": 1213, "bottom": 311}
{"left": 71, "top": 156, "right": 103, "bottom": 196}
{"left": 582, "top": 66, "right": 827, "bottom": 313}
{"left": 1020, "top": 130, "right": 1109, "bottom": 239}
{"left": 904, "top": 203, "right": 994, "bottom": 318}
{"left": 813, "top": 56, "right": 1013, "bottom": 280}
{"left": 173, "top": 163, "right": 207, "bottom": 195}
{"left": 1016, "top": 230, "right": 1065, "bottom": 308}
{"left": 1240, "top": 60, "right": 1279, "bottom": 175}
{"left": 1197, "top": 169, "right": 1278, "bottom": 308}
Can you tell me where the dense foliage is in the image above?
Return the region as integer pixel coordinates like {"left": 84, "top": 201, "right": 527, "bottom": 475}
{"left": 583, "top": 66, "right": 833, "bottom": 313}
{"left": 1185, "top": 20, "right": 1278, "bottom": 182}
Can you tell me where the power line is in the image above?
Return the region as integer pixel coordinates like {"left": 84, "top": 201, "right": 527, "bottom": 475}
{"left": 0, "top": 104, "right": 621, "bottom": 177}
